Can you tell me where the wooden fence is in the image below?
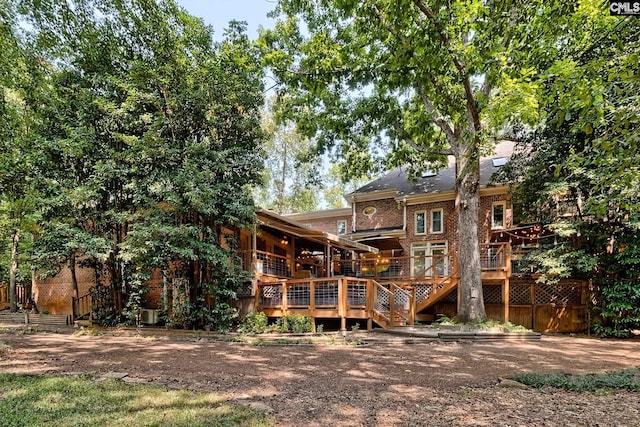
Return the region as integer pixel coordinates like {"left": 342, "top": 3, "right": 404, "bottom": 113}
{"left": 430, "top": 280, "right": 588, "bottom": 333}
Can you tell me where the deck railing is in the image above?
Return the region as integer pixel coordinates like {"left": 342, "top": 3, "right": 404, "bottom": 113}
{"left": 480, "top": 243, "right": 510, "bottom": 271}
{"left": 332, "top": 244, "right": 459, "bottom": 282}
{"left": 72, "top": 293, "right": 92, "bottom": 320}
{"left": 241, "top": 250, "right": 293, "bottom": 278}
{"left": 247, "top": 242, "right": 510, "bottom": 285}
{"left": 372, "top": 281, "right": 415, "bottom": 327}
{"left": 257, "top": 277, "right": 372, "bottom": 320}
{"left": 0, "top": 283, "right": 30, "bottom": 307}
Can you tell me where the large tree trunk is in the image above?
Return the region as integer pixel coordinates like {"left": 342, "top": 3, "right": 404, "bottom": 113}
{"left": 70, "top": 251, "right": 79, "bottom": 300}
{"left": 455, "top": 146, "right": 486, "bottom": 323}
{"left": 9, "top": 228, "right": 20, "bottom": 312}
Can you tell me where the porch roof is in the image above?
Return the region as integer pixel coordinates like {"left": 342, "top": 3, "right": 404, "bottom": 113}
{"left": 256, "top": 209, "right": 379, "bottom": 254}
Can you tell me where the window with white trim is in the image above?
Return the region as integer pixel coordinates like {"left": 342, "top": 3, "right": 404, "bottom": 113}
{"left": 415, "top": 211, "right": 426, "bottom": 235}
{"left": 492, "top": 202, "right": 506, "bottom": 229}
{"left": 337, "top": 220, "right": 347, "bottom": 235}
{"left": 430, "top": 209, "right": 443, "bottom": 234}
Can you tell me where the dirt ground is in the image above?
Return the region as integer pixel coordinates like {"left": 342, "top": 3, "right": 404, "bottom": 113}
{"left": 1, "top": 329, "right": 640, "bottom": 427}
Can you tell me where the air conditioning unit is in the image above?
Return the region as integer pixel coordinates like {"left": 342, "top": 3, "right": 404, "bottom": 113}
{"left": 139, "top": 309, "right": 159, "bottom": 325}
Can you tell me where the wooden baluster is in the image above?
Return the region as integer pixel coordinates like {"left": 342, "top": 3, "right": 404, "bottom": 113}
{"left": 310, "top": 280, "right": 315, "bottom": 316}
{"left": 389, "top": 284, "right": 395, "bottom": 327}
{"left": 410, "top": 287, "right": 416, "bottom": 326}
{"left": 281, "top": 282, "right": 287, "bottom": 315}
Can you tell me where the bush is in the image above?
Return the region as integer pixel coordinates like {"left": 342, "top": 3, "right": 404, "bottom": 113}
{"left": 237, "top": 312, "right": 269, "bottom": 334}
{"left": 275, "top": 314, "right": 312, "bottom": 333}
{"left": 513, "top": 369, "right": 640, "bottom": 391}
{"left": 592, "top": 280, "right": 640, "bottom": 338}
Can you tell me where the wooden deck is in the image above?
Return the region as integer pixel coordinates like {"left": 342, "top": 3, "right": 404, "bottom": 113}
{"left": 252, "top": 242, "right": 588, "bottom": 332}
{"left": 254, "top": 244, "right": 512, "bottom": 330}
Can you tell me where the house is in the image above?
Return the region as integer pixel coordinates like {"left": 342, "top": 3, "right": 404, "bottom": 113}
{"left": 22, "top": 140, "right": 587, "bottom": 332}
{"left": 281, "top": 140, "right": 588, "bottom": 332}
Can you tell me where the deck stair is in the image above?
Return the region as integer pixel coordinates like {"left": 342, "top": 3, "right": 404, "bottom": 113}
{"left": 413, "top": 275, "right": 459, "bottom": 313}
{"left": 371, "top": 281, "right": 415, "bottom": 329}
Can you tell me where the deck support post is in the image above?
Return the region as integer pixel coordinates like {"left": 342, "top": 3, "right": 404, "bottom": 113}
{"left": 339, "top": 277, "right": 347, "bottom": 332}
{"left": 503, "top": 243, "right": 511, "bottom": 322}
{"left": 503, "top": 277, "right": 510, "bottom": 323}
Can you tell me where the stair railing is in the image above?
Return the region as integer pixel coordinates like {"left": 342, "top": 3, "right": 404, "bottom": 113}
{"left": 72, "top": 292, "right": 92, "bottom": 321}
{"left": 372, "top": 281, "right": 415, "bottom": 327}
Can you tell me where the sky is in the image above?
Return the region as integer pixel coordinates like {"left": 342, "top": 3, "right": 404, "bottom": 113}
{"left": 174, "top": 0, "right": 276, "bottom": 40}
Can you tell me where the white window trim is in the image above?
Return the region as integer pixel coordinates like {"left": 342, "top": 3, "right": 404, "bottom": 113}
{"left": 415, "top": 210, "right": 426, "bottom": 235}
{"left": 491, "top": 201, "right": 507, "bottom": 230}
{"left": 430, "top": 208, "right": 444, "bottom": 234}
{"left": 337, "top": 220, "right": 347, "bottom": 235}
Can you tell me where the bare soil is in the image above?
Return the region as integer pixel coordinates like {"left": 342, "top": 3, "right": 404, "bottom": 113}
{"left": 1, "top": 329, "right": 640, "bottom": 426}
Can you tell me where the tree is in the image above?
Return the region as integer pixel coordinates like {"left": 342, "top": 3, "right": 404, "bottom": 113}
{"left": 0, "top": 1, "right": 45, "bottom": 311}
{"left": 13, "top": 0, "right": 265, "bottom": 329}
{"left": 497, "top": 6, "right": 640, "bottom": 336}
{"left": 255, "top": 97, "right": 319, "bottom": 214}
{"left": 261, "top": 0, "right": 542, "bottom": 322}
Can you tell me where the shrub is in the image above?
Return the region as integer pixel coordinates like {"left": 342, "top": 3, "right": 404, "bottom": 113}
{"left": 513, "top": 368, "right": 640, "bottom": 391}
{"left": 237, "top": 312, "right": 269, "bottom": 334}
{"left": 592, "top": 280, "right": 640, "bottom": 338}
{"left": 275, "top": 314, "right": 312, "bottom": 333}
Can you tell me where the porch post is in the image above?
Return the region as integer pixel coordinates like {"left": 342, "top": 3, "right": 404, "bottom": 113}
{"left": 251, "top": 227, "right": 257, "bottom": 275}
{"left": 291, "top": 236, "right": 296, "bottom": 276}
{"left": 503, "top": 242, "right": 511, "bottom": 323}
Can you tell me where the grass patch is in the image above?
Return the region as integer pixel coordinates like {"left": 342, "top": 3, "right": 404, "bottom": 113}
{"left": 434, "top": 316, "right": 531, "bottom": 332}
{"left": 512, "top": 368, "right": 640, "bottom": 392}
{"left": 251, "top": 338, "right": 314, "bottom": 346}
{"left": 0, "top": 373, "right": 271, "bottom": 427}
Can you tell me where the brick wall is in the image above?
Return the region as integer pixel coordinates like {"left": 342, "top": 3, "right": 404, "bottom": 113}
{"left": 302, "top": 191, "right": 512, "bottom": 256}
{"left": 33, "top": 264, "right": 100, "bottom": 315}
{"left": 403, "top": 200, "right": 457, "bottom": 254}
{"left": 354, "top": 199, "right": 403, "bottom": 231}
{"left": 145, "top": 269, "right": 165, "bottom": 309}
{"left": 479, "top": 194, "right": 512, "bottom": 242}
{"left": 302, "top": 215, "right": 352, "bottom": 235}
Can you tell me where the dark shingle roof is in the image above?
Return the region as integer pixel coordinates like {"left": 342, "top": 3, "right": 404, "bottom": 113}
{"left": 350, "top": 140, "right": 514, "bottom": 198}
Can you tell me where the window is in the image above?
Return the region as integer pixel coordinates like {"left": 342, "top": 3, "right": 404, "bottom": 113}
{"left": 415, "top": 211, "right": 426, "bottom": 235}
{"left": 337, "top": 220, "right": 347, "bottom": 235}
{"left": 411, "top": 241, "right": 448, "bottom": 277}
{"left": 430, "top": 209, "right": 443, "bottom": 234}
{"left": 363, "top": 206, "right": 377, "bottom": 216}
{"left": 492, "top": 202, "right": 506, "bottom": 229}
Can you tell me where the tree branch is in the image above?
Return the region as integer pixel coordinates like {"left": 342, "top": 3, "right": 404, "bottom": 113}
{"left": 412, "top": 0, "right": 481, "bottom": 132}
{"left": 369, "top": 3, "right": 457, "bottom": 144}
